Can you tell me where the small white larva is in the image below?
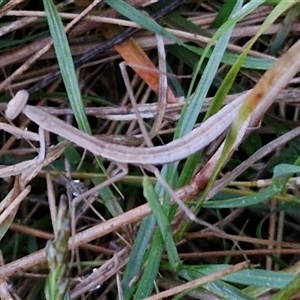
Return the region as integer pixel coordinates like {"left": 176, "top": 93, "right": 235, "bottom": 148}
{"left": 5, "top": 89, "right": 29, "bottom": 120}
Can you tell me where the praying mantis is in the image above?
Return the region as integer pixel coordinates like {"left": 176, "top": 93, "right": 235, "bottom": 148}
{"left": 3, "top": 37, "right": 300, "bottom": 168}
{"left": 1, "top": 37, "right": 299, "bottom": 224}
{"left": 4, "top": 89, "right": 246, "bottom": 165}
{"left": 0, "top": 36, "right": 300, "bottom": 291}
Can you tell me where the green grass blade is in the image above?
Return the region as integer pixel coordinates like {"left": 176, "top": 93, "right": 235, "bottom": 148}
{"left": 42, "top": 1, "right": 120, "bottom": 220}
{"left": 183, "top": 0, "right": 265, "bottom": 104}
{"left": 42, "top": 0, "right": 91, "bottom": 134}
{"left": 132, "top": 232, "right": 164, "bottom": 300}
{"left": 143, "top": 177, "right": 181, "bottom": 269}
{"left": 203, "top": 165, "right": 300, "bottom": 210}
{"left": 105, "top": 0, "right": 185, "bottom": 47}
{"left": 271, "top": 275, "right": 300, "bottom": 300}
{"left": 121, "top": 215, "right": 157, "bottom": 299}
{"left": 211, "top": 0, "right": 239, "bottom": 28}
{"left": 177, "top": 0, "right": 244, "bottom": 187}
{"left": 195, "top": 0, "right": 297, "bottom": 211}
{"left": 179, "top": 267, "right": 255, "bottom": 300}
{"left": 203, "top": 186, "right": 280, "bottom": 209}
{"left": 122, "top": 1, "right": 258, "bottom": 296}
{"left": 170, "top": 45, "right": 275, "bottom": 71}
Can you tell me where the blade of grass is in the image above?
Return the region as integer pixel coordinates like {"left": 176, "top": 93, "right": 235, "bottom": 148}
{"left": 121, "top": 215, "right": 157, "bottom": 299}
{"left": 270, "top": 3, "right": 300, "bottom": 55}
{"left": 42, "top": 0, "right": 122, "bottom": 218}
{"left": 271, "top": 275, "right": 300, "bottom": 300}
{"left": 123, "top": 176, "right": 181, "bottom": 299}
{"left": 132, "top": 232, "right": 164, "bottom": 300}
{"left": 122, "top": 0, "right": 255, "bottom": 296}
{"left": 42, "top": 0, "right": 91, "bottom": 134}
{"left": 182, "top": 0, "right": 265, "bottom": 110}
{"left": 183, "top": 1, "right": 298, "bottom": 228}
{"left": 177, "top": 0, "right": 242, "bottom": 187}
{"left": 202, "top": 186, "right": 282, "bottom": 209}
{"left": 211, "top": 0, "right": 239, "bottom": 28}
{"left": 181, "top": 265, "right": 295, "bottom": 288}
{"left": 143, "top": 177, "right": 180, "bottom": 269}
{"left": 105, "top": 0, "right": 186, "bottom": 47}
{"left": 169, "top": 45, "right": 275, "bottom": 71}
{"left": 179, "top": 264, "right": 296, "bottom": 299}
